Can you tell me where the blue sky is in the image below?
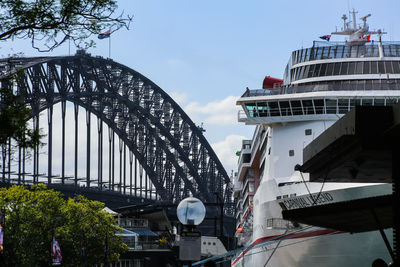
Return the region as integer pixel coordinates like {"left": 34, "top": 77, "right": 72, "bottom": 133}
{"left": 1, "top": 0, "right": 399, "bottom": 173}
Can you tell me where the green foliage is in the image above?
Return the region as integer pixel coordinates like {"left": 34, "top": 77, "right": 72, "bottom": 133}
{"left": 0, "top": 0, "right": 132, "bottom": 51}
{"left": 0, "top": 80, "right": 42, "bottom": 148}
{"left": 0, "top": 185, "right": 128, "bottom": 266}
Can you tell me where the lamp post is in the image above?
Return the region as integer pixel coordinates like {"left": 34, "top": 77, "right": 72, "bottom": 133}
{"left": 176, "top": 197, "right": 206, "bottom": 266}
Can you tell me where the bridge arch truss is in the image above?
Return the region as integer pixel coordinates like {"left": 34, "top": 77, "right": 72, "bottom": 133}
{"left": 0, "top": 54, "right": 233, "bottom": 214}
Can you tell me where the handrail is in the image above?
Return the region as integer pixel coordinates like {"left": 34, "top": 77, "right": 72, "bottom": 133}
{"left": 241, "top": 82, "right": 400, "bottom": 98}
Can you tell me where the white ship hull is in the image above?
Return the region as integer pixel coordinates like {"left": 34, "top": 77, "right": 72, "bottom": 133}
{"left": 233, "top": 14, "right": 400, "bottom": 265}
{"left": 232, "top": 183, "right": 392, "bottom": 267}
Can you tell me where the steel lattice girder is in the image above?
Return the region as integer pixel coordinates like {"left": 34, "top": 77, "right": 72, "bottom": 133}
{"left": 0, "top": 54, "right": 234, "bottom": 214}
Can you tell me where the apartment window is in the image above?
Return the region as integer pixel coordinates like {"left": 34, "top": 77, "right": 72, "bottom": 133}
{"left": 289, "top": 150, "right": 294, "bottom": 157}
{"left": 249, "top": 182, "right": 255, "bottom": 192}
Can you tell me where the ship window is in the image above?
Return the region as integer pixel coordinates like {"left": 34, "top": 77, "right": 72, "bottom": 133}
{"left": 391, "top": 45, "right": 398, "bottom": 57}
{"left": 316, "top": 47, "right": 323, "bottom": 59}
{"left": 343, "top": 46, "right": 350, "bottom": 58}
{"left": 348, "top": 62, "right": 356, "bottom": 75}
{"left": 302, "top": 65, "right": 309, "bottom": 79}
{"left": 279, "top": 101, "right": 291, "bottom": 116}
{"left": 257, "top": 102, "right": 269, "bottom": 117}
{"left": 313, "top": 64, "right": 321, "bottom": 77}
{"left": 374, "top": 99, "right": 385, "bottom": 106}
{"left": 313, "top": 99, "right": 324, "bottom": 114}
{"left": 383, "top": 45, "right": 391, "bottom": 57}
{"left": 302, "top": 100, "right": 314, "bottom": 114}
{"left": 308, "top": 64, "right": 315, "bottom": 78}
{"left": 355, "top": 62, "right": 363, "bottom": 74}
{"left": 246, "top": 103, "right": 257, "bottom": 117}
{"left": 362, "top": 99, "right": 373, "bottom": 106}
{"left": 333, "top": 62, "right": 341, "bottom": 75}
{"left": 387, "top": 98, "right": 398, "bottom": 105}
{"left": 326, "top": 63, "right": 334, "bottom": 76}
{"left": 337, "top": 46, "right": 344, "bottom": 58}
{"left": 269, "top": 102, "right": 279, "bottom": 116}
{"left": 305, "top": 129, "right": 312, "bottom": 136}
{"left": 304, "top": 48, "right": 310, "bottom": 62}
{"left": 319, "top": 63, "right": 327, "bottom": 76}
{"left": 340, "top": 62, "right": 349, "bottom": 75}
{"left": 338, "top": 99, "right": 349, "bottom": 114}
{"left": 325, "top": 99, "right": 337, "bottom": 114}
{"left": 371, "top": 61, "right": 378, "bottom": 74}
{"left": 350, "top": 99, "right": 361, "bottom": 108}
{"left": 363, "top": 61, "right": 370, "bottom": 74}
{"left": 322, "top": 47, "right": 329, "bottom": 59}
{"left": 290, "top": 100, "right": 302, "bottom": 115}
{"left": 385, "top": 61, "right": 393, "bottom": 73}
{"left": 393, "top": 61, "right": 400, "bottom": 73}
{"left": 299, "top": 66, "right": 305, "bottom": 80}
{"left": 329, "top": 46, "right": 336, "bottom": 58}
{"left": 378, "top": 61, "right": 385, "bottom": 74}
{"left": 289, "top": 150, "right": 294, "bottom": 157}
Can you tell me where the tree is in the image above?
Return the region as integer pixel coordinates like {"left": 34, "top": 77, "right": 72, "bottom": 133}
{"left": 0, "top": 70, "right": 44, "bottom": 172}
{"left": 0, "top": 0, "right": 132, "bottom": 51}
{"left": 0, "top": 0, "right": 132, "bottom": 169}
{"left": 0, "top": 185, "right": 128, "bottom": 266}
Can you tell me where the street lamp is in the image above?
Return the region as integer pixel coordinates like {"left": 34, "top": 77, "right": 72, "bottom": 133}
{"left": 176, "top": 197, "right": 206, "bottom": 266}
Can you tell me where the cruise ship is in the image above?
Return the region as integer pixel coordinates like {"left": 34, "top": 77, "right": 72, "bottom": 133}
{"left": 232, "top": 12, "right": 398, "bottom": 267}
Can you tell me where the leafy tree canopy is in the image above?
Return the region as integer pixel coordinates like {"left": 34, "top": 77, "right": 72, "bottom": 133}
{"left": 0, "top": 0, "right": 132, "bottom": 51}
{"left": 0, "top": 185, "right": 128, "bottom": 266}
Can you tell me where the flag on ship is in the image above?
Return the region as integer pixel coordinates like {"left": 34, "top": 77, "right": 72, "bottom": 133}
{"left": 362, "top": 34, "right": 371, "bottom": 42}
{"left": 98, "top": 29, "right": 111, "bottom": 39}
{"left": 319, "top": 35, "right": 331, "bottom": 41}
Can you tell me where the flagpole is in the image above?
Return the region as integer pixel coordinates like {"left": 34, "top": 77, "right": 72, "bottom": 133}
{"left": 109, "top": 33, "right": 111, "bottom": 58}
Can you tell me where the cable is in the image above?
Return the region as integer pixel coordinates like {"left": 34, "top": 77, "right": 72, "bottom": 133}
{"left": 263, "top": 229, "right": 288, "bottom": 267}
{"left": 299, "top": 169, "right": 328, "bottom": 206}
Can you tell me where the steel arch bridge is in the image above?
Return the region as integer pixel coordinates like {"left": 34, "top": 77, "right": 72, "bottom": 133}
{"left": 0, "top": 52, "right": 233, "bottom": 214}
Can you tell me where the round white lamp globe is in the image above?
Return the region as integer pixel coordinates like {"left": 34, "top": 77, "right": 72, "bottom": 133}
{"left": 176, "top": 197, "right": 206, "bottom": 225}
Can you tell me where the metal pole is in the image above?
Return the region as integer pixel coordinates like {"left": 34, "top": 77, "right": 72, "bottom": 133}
{"left": 2, "top": 145, "right": 5, "bottom": 183}
{"left": 119, "top": 138, "right": 123, "bottom": 193}
{"left": 7, "top": 139, "right": 10, "bottom": 183}
{"left": 108, "top": 127, "right": 112, "bottom": 191}
{"left": 61, "top": 101, "right": 66, "bottom": 185}
{"left": 123, "top": 144, "right": 126, "bottom": 195}
{"left": 135, "top": 158, "right": 137, "bottom": 197}
{"left": 74, "top": 103, "right": 79, "bottom": 187}
{"left": 112, "top": 132, "right": 115, "bottom": 191}
{"left": 18, "top": 146, "right": 21, "bottom": 184}
{"left": 98, "top": 118, "right": 103, "bottom": 189}
{"left": 129, "top": 151, "right": 133, "bottom": 196}
{"left": 47, "top": 106, "right": 53, "bottom": 185}
{"left": 86, "top": 110, "right": 91, "bottom": 188}
{"left": 22, "top": 147, "right": 25, "bottom": 184}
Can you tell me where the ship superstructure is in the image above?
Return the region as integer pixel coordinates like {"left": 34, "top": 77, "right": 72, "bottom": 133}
{"left": 232, "top": 11, "right": 398, "bottom": 267}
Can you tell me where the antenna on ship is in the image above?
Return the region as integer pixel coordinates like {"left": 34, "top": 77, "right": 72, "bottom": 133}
{"left": 332, "top": 11, "right": 386, "bottom": 46}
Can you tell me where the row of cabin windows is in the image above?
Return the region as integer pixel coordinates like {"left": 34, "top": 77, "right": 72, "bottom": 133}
{"left": 291, "top": 61, "right": 400, "bottom": 81}
{"left": 245, "top": 98, "right": 399, "bottom": 117}
{"left": 292, "top": 44, "right": 400, "bottom": 64}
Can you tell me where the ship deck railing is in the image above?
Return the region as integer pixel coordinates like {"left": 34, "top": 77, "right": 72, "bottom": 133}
{"left": 241, "top": 82, "right": 400, "bottom": 98}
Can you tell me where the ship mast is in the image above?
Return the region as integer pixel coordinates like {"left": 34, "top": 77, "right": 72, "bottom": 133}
{"left": 331, "top": 10, "right": 385, "bottom": 46}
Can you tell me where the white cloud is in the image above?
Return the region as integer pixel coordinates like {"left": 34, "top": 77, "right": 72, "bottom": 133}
{"left": 211, "top": 134, "right": 247, "bottom": 174}
{"left": 184, "top": 95, "right": 240, "bottom": 126}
